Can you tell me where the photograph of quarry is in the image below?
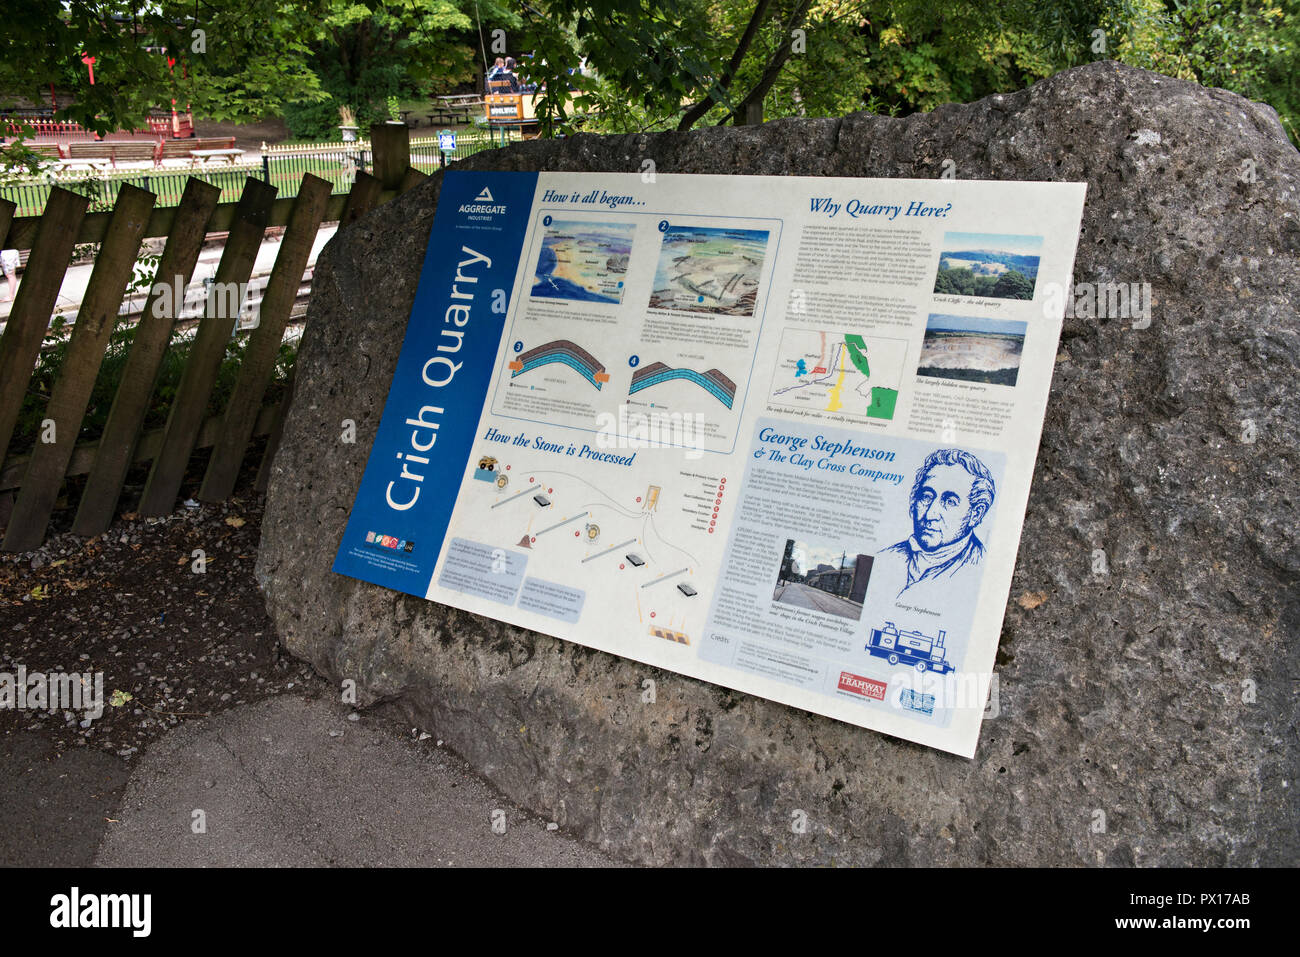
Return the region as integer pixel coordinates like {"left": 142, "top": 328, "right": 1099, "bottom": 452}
{"left": 917, "top": 315, "right": 1028, "bottom": 387}
{"left": 933, "top": 231, "right": 1043, "bottom": 300}
{"left": 0, "top": 0, "right": 1293, "bottom": 934}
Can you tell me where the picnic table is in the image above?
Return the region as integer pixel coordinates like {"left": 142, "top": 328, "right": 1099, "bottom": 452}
{"left": 439, "top": 93, "right": 482, "bottom": 107}
{"left": 428, "top": 94, "right": 483, "bottom": 126}
{"left": 189, "top": 148, "right": 244, "bottom": 166}
{"left": 54, "top": 157, "right": 110, "bottom": 171}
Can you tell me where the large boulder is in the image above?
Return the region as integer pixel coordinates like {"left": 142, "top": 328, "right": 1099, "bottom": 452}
{"left": 256, "top": 61, "right": 1299, "bottom": 865}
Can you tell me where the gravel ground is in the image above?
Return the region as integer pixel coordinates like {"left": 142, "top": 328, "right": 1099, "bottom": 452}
{"left": 0, "top": 498, "right": 326, "bottom": 764}
{"left": 0, "top": 498, "right": 623, "bottom": 867}
{"left": 0, "top": 497, "right": 331, "bottom": 866}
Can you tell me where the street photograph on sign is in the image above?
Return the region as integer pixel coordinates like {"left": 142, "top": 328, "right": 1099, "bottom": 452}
{"left": 333, "top": 170, "right": 1086, "bottom": 757}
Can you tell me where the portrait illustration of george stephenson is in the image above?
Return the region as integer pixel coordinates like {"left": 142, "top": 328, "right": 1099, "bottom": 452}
{"left": 876, "top": 448, "right": 996, "bottom": 600}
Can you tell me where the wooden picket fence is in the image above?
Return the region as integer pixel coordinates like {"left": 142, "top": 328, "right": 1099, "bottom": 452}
{"left": 0, "top": 123, "right": 430, "bottom": 552}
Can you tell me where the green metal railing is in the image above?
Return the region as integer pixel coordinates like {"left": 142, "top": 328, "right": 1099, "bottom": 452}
{"left": 409, "top": 129, "right": 519, "bottom": 172}
{"left": 0, "top": 130, "right": 515, "bottom": 218}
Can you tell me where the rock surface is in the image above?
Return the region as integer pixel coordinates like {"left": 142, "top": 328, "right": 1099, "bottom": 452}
{"left": 256, "top": 61, "right": 1299, "bottom": 865}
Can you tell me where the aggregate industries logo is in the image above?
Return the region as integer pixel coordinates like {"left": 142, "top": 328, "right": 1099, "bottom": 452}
{"left": 837, "top": 671, "right": 887, "bottom": 700}
{"left": 459, "top": 185, "right": 506, "bottom": 217}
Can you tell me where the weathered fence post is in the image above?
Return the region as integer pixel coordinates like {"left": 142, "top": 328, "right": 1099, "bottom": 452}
{"left": 400, "top": 167, "right": 428, "bottom": 194}
{"left": 0, "top": 188, "right": 90, "bottom": 467}
{"left": 199, "top": 173, "right": 332, "bottom": 502}
{"left": 339, "top": 171, "right": 382, "bottom": 227}
{"left": 0, "top": 197, "right": 15, "bottom": 528}
{"left": 72, "top": 177, "right": 222, "bottom": 536}
{"left": 0, "top": 198, "right": 14, "bottom": 251}
{"left": 371, "top": 123, "right": 410, "bottom": 191}
{"left": 3, "top": 183, "right": 157, "bottom": 551}
{"left": 138, "top": 177, "right": 278, "bottom": 517}
{"left": 0, "top": 122, "right": 444, "bottom": 542}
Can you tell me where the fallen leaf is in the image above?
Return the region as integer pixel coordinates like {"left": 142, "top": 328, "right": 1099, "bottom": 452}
{"left": 1017, "top": 591, "right": 1048, "bottom": 610}
{"left": 225, "top": 516, "right": 245, "bottom": 528}
{"left": 50, "top": 559, "right": 67, "bottom": 568}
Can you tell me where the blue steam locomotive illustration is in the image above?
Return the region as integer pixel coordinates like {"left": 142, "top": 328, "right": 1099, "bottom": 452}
{"left": 866, "top": 622, "right": 955, "bottom": 674}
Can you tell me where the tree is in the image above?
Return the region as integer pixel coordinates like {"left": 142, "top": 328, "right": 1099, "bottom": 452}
{"left": 281, "top": 0, "right": 521, "bottom": 139}
{"left": 515, "top": 0, "right": 1296, "bottom": 145}
{"left": 991, "top": 269, "right": 1035, "bottom": 300}
{"left": 512, "top": 0, "right": 1127, "bottom": 133}
{"left": 0, "top": 1, "right": 329, "bottom": 170}
{"left": 2, "top": 0, "right": 1291, "bottom": 161}
{"left": 1107, "top": 0, "right": 1298, "bottom": 145}
{"left": 0, "top": 2, "right": 329, "bottom": 129}
{"left": 516, "top": 0, "right": 862, "bottom": 133}
{"left": 0, "top": 0, "right": 511, "bottom": 161}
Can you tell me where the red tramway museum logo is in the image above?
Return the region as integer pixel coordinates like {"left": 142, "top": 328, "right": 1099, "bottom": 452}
{"left": 837, "top": 671, "right": 887, "bottom": 700}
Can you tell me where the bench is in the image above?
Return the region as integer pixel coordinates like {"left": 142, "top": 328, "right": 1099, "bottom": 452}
{"left": 28, "top": 144, "right": 65, "bottom": 160}
{"left": 428, "top": 94, "right": 482, "bottom": 127}
{"left": 67, "top": 140, "right": 158, "bottom": 167}
{"left": 157, "top": 139, "right": 198, "bottom": 164}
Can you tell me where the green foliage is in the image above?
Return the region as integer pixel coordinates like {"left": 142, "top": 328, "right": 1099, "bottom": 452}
{"left": 519, "top": 0, "right": 1126, "bottom": 132}
{"left": 0, "top": 1, "right": 500, "bottom": 154}
{"left": 281, "top": 0, "right": 511, "bottom": 140}
{"left": 991, "top": 269, "right": 1036, "bottom": 299}
{"left": 934, "top": 266, "right": 1035, "bottom": 299}
{"left": 11, "top": 286, "right": 298, "bottom": 460}
{"left": 1, "top": 0, "right": 1292, "bottom": 161}
{"left": 518, "top": 0, "right": 1296, "bottom": 147}
{"left": 1108, "top": 0, "right": 1298, "bottom": 143}
{"left": 0, "top": 2, "right": 328, "bottom": 170}
{"left": 0, "top": 2, "right": 328, "bottom": 125}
